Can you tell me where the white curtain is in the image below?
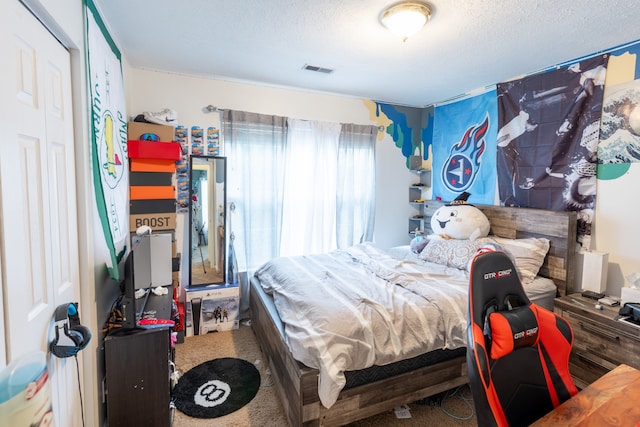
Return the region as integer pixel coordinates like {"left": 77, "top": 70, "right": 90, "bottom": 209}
{"left": 280, "top": 119, "right": 342, "bottom": 256}
{"left": 336, "top": 123, "right": 377, "bottom": 248}
{"left": 224, "top": 111, "right": 377, "bottom": 271}
{"left": 223, "top": 110, "right": 288, "bottom": 275}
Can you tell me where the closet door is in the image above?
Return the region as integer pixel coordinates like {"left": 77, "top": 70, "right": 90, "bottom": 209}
{"left": 0, "top": 1, "right": 80, "bottom": 425}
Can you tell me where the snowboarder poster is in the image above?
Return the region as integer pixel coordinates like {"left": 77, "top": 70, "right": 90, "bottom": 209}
{"left": 496, "top": 55, "right": 608, "bottom": 247}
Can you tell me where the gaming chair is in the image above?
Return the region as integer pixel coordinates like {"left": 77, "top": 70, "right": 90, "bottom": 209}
{"left": 466, "top": 249, "right": 577, "bottom": 427}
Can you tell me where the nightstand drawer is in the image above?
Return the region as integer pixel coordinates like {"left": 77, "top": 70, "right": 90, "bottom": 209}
{"left": 568, "top": 348, "right": 616, "bottom": 387}
{"left": 564, "top": 310, "right": 637, "bottom": 367}
{"left": 555, "top": 294, "right": 640, "bottom": 388}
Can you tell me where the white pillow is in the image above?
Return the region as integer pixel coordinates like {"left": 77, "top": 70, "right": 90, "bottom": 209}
{"left": 418, "top": 239, "right": 487, "bottom": 271}
{"left": 484, "top": 236, "right": 550, "bottom": 283}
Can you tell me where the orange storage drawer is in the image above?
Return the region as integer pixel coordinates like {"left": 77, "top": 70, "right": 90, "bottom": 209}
{"left": 130, "top": 158, "right": 176, "bottom": 173}
{"left": 130, "top": 186, "right": 176, "bottom": 200}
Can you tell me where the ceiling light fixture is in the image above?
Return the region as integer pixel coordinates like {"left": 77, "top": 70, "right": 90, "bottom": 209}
{"left": 380, "top": 1, "right": 432, "bottom": 42}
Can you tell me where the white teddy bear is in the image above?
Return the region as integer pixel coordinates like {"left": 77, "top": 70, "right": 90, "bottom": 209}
{"left": 409, "top": 192, "right": 491, "bottom": 255}
{"left": 430, "top": 192, "right": 490, "bottom": 241}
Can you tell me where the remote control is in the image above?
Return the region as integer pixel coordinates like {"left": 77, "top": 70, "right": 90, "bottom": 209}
{"left": 581, "top": 290, "right": 605, "bottom": 300}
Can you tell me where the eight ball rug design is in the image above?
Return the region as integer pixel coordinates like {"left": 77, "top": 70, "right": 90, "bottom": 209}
{"left": 172, "top": 357, "right": 261, "bottom": 418}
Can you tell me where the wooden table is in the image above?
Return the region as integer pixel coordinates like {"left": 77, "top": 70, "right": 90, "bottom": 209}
{"left": 533, "top": 364, "right": 640, "bottom": 426}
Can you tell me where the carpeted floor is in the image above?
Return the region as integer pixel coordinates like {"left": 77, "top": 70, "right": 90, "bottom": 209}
{"left": 173, "top": 323, "right": 479, "bottom": 426}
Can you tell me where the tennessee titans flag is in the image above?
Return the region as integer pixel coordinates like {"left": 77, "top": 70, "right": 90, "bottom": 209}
{"left": 432, "top": 89, "right": 498, "bottom": 204}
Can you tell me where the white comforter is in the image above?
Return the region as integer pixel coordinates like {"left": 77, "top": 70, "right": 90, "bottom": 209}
{"left": 254, "top": 242, "right": 470, "bottom": 409}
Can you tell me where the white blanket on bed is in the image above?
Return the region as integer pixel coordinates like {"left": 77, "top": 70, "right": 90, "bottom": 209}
{"left": 254, "top": 242, "right": 470, "bottom": 409}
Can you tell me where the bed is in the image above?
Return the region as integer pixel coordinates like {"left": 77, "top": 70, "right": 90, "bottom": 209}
{"left": 249, "top": 203, "right": 577, "bottom": 426}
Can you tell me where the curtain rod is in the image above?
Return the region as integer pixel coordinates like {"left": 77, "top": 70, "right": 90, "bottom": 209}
{"left": 205, "top": 105, "right": 225, "bottom": 113}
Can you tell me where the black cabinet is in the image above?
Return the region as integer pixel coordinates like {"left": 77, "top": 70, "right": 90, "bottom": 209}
{"left": 105, "top": 327, "right": 173, "bottom": 426}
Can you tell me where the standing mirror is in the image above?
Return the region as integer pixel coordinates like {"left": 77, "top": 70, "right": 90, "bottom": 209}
{"left": 189, "top": 155, "right": 226, "bottom": 286}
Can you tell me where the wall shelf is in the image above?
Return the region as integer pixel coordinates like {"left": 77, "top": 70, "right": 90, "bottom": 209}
{"left": 408, "top": 169, "right": 431, "bottom": 237}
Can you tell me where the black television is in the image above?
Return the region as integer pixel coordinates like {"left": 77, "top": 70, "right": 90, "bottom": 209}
{"left": 121, "top": 234, "right": 174, "bottom": 329}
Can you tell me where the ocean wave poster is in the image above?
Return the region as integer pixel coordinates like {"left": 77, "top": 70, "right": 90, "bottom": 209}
{"left": 599, "top": 41, "right": 640, "bottom": 173}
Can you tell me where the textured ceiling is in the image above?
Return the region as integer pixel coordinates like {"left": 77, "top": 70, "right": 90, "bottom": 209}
{"left": 94, "top": 0, "right": 640, "bottom": 107}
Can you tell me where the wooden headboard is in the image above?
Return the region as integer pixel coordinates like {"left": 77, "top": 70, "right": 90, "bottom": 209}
{"left": 424, "top": 202, "right": 578, "bottom": 297}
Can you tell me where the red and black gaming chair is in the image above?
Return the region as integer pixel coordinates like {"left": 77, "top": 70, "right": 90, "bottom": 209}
{"left": 466, "top": 248, "right": 578, "bottom": 427}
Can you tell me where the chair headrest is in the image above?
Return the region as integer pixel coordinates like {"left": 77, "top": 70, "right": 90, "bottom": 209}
{"left": 469, "top": 249, "right": 531, "bottom": 327}
{"left": 488, "top": 305, "right": 539, "bottom": 359}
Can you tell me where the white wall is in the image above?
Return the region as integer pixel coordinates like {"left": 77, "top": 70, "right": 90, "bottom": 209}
{"left": 593, "top": 165, "right": 640, "bottom": 296}
{"left": 125, "top": 67, "right": 640, "bottom": 296}
{"left": 124, "top": 68, "right": 416, "bottom": 250}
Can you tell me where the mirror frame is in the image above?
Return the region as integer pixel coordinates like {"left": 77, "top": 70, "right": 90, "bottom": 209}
{"left": 188, "top": 155, "right": 227, "bottom": 287}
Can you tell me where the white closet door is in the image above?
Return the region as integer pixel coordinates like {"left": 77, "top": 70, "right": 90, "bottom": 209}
{"left": 0, "top": 1, "right": 80, "bottom": 426}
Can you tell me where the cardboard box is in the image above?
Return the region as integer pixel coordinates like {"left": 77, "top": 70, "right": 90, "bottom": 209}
{"left": 185, "top": 284, "right": 240, "bottom": 335}
{"left": 127, "top": 121, "right": 174, "bottom": 142}
{"left": 129, "top": 212, "right": 177, "bottom": 231}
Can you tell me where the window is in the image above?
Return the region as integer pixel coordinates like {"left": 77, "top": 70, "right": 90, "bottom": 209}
{"left": 223, "top": 110, "right": 376, "bottom": 272}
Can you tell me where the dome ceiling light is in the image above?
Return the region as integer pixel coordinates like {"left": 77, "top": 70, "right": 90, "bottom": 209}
{"left": 380, "top": 1, "right": 432, "bottom": 42}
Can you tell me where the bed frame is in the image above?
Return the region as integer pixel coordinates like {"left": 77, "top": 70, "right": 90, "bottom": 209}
{"left": 249, "top": 204, "right": 577, "bottom": 426}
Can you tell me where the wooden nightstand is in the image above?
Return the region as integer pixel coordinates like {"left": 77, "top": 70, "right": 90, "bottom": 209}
{"left": 554, "top": 294, "right": 640, "bottom": 389}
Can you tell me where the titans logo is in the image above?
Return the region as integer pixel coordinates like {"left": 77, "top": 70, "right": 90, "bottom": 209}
{"left": 442, "top": 115, "right": 489, "bottom": 193}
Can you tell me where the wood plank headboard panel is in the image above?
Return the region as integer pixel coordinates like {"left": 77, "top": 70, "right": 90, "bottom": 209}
{"left": 424, "top": 202, "right": 578, "bottom": 297}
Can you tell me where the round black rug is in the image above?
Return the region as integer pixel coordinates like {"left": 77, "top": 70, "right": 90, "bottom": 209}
{"left": 173, "top": 357, "right": 261, "bottom": 418}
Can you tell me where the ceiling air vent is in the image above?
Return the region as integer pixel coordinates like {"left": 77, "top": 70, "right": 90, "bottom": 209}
{"left": 302, "top": 64, "right": 334, "bottom": 74}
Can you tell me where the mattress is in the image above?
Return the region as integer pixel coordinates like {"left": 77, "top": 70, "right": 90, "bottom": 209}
{"left": 254, "top": 243, "right": 474, "bottom": 407}
{"left": 249, "top": 275, "right": 465, "bottom": 390}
